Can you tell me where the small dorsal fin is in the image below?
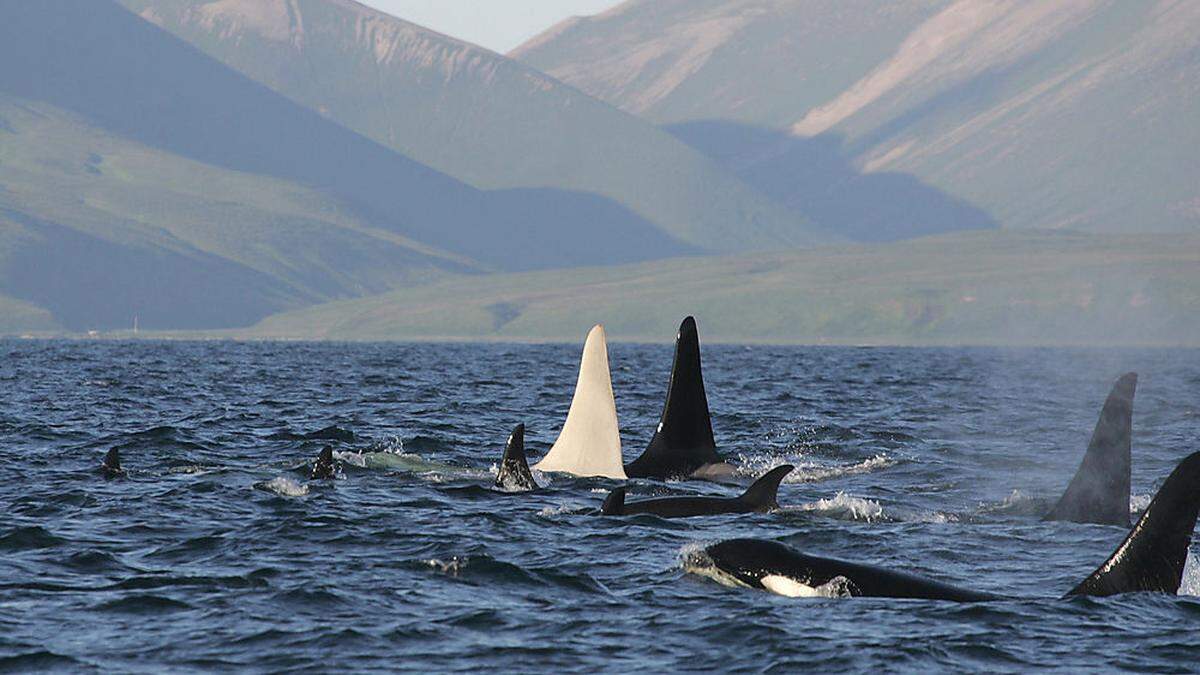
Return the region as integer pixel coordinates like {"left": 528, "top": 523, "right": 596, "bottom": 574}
{"left": 601, "top": 487, "right": 626, "bottom": 515}
{"left": 739, "top": 465, "right": 794, "bottom": 510}
{"left": 496, "top": 423, "right": 538, "bottom": 491}
{"left": 625, "top": 317, "right": 722, "bottom": 479}
{"left": 532, "top": 325, "right": 626, "bottom": 479}
{"left": 1046, "top": 373, "right": 1136, "bottom": 526}
{"left": 102, "top": 447, "right": 122, "bottom": 475}
{"left": 310, "top": 445, "right": 336, "bottom": 480}
{"left": 1067, "top": 451, "right": 1200, "bottom": 597}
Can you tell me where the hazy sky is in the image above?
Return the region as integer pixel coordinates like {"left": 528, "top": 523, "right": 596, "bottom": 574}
{"left": 358, "top": 1, "right": 623, "bottom": 54}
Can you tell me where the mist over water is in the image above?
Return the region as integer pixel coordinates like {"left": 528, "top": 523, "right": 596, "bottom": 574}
{"left": 2, "top": 339, "right": 1199, "bottom": 671}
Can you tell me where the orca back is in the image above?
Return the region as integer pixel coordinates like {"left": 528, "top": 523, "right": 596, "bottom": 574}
{"left": 1046, "top": 373, "right": 1136, "bottom": 526}
{"left": 625, "top": 317, "right": 722, "bottom": 479}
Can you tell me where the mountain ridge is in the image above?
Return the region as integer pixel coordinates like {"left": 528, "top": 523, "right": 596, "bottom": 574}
{"left": 516, "top": 0, "right": 1200, "bottom": 236}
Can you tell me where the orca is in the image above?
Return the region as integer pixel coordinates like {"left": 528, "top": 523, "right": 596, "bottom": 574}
{"left": 687, "top": 452, "right": 1200, "bottom": 602}
{"left": 495, "top": 423, "right": 538, "bottom": 492}
{"left": 1045, "top": 373, "right": 1137, "bottom": 526}
{"left": 100, "top": 447, "right": 124, "bottom": 477}
{"left": 602, "top": 464, "right": 793, "bottom": 518}
{"left": 310, "top": 445, "right": 336, "bottom": 480}
{"left": 532, "top": 325, "right": 627, "bottom": 479}
{"left": 625, "top": 316, "right": 731, "bottom": 479}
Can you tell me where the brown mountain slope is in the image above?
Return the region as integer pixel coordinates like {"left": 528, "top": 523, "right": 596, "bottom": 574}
{"left": 517, "top": 0, "right": 1200, "bottom": 236}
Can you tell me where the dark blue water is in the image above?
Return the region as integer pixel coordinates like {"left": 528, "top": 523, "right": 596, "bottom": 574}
{"left": 2, "top": 339, "right": 1199, "bottom": 672}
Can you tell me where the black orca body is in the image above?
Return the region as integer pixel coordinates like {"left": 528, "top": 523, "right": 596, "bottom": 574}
{"left": 603, "top": 465, "right": 794, "bottom": 518}
{"left": 100, "top": 447, "right": 124, "bottom": 477}
{"left": 1046, "top": 372, "right": 1137, "bottom": 526}
{"left": 691, "top": 452, "right": 1200, "bottom": 602}
{"left": 495, "top": 424, "right": 537, "bottom": 492}
{"left": 625, "top": 317, "right": 728, "bottom": 479}
{"left": 692, "top": 539, "right": 998, "bottom": 601}
{"left": 310, "top": 445, "right": 337, "bottom": 480}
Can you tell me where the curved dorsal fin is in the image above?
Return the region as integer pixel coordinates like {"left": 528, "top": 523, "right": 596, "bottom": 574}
{"left": 1046, "top": 373, "right": 1137, "bottom": 526}
{"left": 532, "top": 325, "right": 626, "bottom": 479}
{"left": 1067, "top": 451, "right": 1200, "bottom": 596}
{"left": 625, "top": 317, "right": 722, "bottom": 479}
{"left": 495, "top": 423, "right": 537, "bottom": 491}
{"left": 739, "top": 465, "right": 794, "bottom": 510}
{"left": 601, "top": 487, "right": 626, "bottom": 515}
{"left": 103, "top": 447, "right": 121, "bottom": 472}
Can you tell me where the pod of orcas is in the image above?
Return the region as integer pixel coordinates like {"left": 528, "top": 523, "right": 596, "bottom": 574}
{"left": 100, "top": 317, "right": 1197, "bottom": 601}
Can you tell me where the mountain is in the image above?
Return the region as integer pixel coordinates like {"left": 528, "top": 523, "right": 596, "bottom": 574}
{"left": 116, "top": 0, "right": 825, "bottom": 252}
{"left": 238, "top": 230, "right": 1200, "bottom": 346}
{"left": 516, "top": 0, "right": 1200, "bottom": 237}
{"left": 0, "top": 0, "right": 802, "bottom": 331}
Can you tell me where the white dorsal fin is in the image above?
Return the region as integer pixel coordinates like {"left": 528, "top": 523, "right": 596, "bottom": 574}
{"left": 532, "top": 324, "right": 627, "bottom": 479}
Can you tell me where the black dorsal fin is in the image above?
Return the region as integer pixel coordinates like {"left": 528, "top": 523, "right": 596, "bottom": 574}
{"left": 625, "top": 317, "right": 722, "bottom": 479}
{"left": 739, "top": 465, "right": 794, "bottom": 510}
{"left": 601, "top": 487, "right": 626, "bottom": 515}
{"left": 1067, "top": 451, "right": 1200, "bottom": 597}
{"left": 495, "top": 423, "right": 537, "bottom": 491}
{"left": 310, "top": 445, "right": 336, "bottom": 480}
{"left": 1046, "top": 373, "right": 1137, "bottom": 526}
{"left": 102, "top": 447, "right": 122, "bottom": 475}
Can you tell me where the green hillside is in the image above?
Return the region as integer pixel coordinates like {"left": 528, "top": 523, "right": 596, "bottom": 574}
{"left": 117, "top": 0, "right": 824, "bottom": 252}
{"left": 0, "top": 95, "right": 472, "bottom": 331}
{"left": 237, "top": 231, "right": 1200, "bottom": 346}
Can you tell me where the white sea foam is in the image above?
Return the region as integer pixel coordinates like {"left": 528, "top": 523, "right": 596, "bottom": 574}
{"left": 537, "top": 503, "right": 584, "bottom": 517}
{"left": 1179, "top": 551, "right": 1200, "bottom": 597}
{"left": 797, "top": 492, "right": 887, "bottom": 522}
{"left": 1130, "top": 493, "right": 1152, "bottom": 514}
{"left": 736, "top": 453, "right": 895, "bottom": 484}
{"left": 257, "top": 476, "right": 308, "bottom": 497}
{"left": 425, "top": 557, "right": 466, "bottom": 577}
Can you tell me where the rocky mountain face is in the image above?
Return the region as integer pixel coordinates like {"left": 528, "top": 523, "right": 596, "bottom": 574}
{"left": 518, "top": 0, "right": 1200, "bottom": 237}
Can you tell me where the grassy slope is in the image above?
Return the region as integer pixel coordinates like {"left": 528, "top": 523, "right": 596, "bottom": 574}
{"left": 117, "top": 0, "right": 824, "bottom": 252}
{"left": 238, "top": 230, "right": 1200, "bottom": 346}
{"left": 0, "top": 96, "right": 468, "bottom": 331}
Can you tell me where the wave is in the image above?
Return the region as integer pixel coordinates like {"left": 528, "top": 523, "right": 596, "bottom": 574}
{"left": 0, "top": 650, "right": 83, "bottom": 671}
{"left": 0, "top": 525, "right": 65, "bottom": 551}
{"left": 95, "top": 594, "right": 193, "bottom": 614}
{"left": 780, "top": 491, "right": 956, "bottom": 524}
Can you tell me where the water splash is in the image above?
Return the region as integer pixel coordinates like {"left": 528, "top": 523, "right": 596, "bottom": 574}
{"left": 796, "top": 492, "right": 886, "bottom": 522}
{"left": 255, "top": 477, "right": 308, "bottom": 497}
{"left": 736, "top": 452, "right": 895, "bottom": 484}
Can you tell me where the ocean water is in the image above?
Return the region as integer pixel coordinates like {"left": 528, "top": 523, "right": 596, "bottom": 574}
{"left": 2, "top": 339, "right": 1199, "bottom": 672}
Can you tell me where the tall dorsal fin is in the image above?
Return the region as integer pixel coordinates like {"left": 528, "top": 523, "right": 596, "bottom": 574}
{"left": 739, "top": 465, "right": 794, "bottom": 510}
{"left": 1046, "top": 373, "right": 1137, "bottom": 526}
{"left": 1067, "top": 451, "right": 1200, "bottom": 597}
{"left": 495, "top": 423, "right": 537, "bottom": 491}
{"left": 532, "top": 325, "right": 626, "bottom": 479}
{"left": 625, "top": 316, "right": 722, "bottom": 479}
